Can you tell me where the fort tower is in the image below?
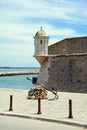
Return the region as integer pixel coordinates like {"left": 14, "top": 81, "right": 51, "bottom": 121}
{"left": 33, "top": 27, "right": 50, "bottom": 65}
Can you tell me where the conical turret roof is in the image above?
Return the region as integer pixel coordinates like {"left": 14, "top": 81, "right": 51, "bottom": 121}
{"left": 35, "top": 27, "right": 47, "bottom": 37}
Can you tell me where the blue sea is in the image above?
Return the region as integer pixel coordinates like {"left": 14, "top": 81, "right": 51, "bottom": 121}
{"left": 0, "top": 67, "right": 39, "bottom": 90}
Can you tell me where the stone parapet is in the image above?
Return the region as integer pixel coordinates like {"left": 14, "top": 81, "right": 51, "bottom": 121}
{"left": 48, "top": 37, "right": 87, "bottom": 55}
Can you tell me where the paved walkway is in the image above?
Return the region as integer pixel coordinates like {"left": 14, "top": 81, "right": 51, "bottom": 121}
{"left": 0, "top": 88, "right": 87, "bottom": 127}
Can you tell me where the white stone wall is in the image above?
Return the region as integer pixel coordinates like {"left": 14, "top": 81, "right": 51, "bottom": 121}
{"left": 37, "top": 58, "right": 51, "bottom": 86}
{"left": 34, "top": 36, "right": 49, "bottom": 56}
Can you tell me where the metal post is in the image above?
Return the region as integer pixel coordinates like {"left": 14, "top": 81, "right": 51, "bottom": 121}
{"left": 68, "top": 99, "right": 73, "bottom": 118}
{"left": 37, "top": 98, "right": 41, "bottom": 114}
{"left": 9, "top": 95, "right": 13, "bottom": 111}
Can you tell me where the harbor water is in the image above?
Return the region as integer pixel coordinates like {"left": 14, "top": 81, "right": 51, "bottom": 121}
{"left": 0, "top": 68, "right": 39, "bottom": 90}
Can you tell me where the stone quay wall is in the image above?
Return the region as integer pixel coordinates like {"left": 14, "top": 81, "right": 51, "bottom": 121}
{"left": 0, "top": 70, "right": 39, "bottom": 77}
{"left": 46, "top": 54, "right": 87, "bottom": 93}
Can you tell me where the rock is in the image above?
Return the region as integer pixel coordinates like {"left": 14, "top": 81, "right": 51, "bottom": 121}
{"left": 27, "top": 85, "right": 48, "bottom": 99}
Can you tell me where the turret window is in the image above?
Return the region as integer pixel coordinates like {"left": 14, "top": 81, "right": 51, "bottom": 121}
{"left": 40, "top": 40, "right": 42, "bottom": 44}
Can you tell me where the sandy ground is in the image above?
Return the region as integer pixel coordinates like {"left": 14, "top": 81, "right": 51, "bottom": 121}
{"left": 0, "top": 88, "right": 87, "bottom": 125}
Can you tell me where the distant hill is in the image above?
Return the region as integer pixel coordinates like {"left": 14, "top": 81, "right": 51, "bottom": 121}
{"left": 0, "top": 66, "right": 40, "bottom": 69}
{"left": 0, "top": 67, "right": 10, "bottom": 69}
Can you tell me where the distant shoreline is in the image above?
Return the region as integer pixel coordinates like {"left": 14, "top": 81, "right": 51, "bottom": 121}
{"left": 0, "top": 67, "right": 40, "bottom": 69}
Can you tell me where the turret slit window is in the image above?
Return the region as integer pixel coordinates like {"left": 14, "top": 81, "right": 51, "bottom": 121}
{"left": 40, "top": 40, "right": 42, "bottom": 44}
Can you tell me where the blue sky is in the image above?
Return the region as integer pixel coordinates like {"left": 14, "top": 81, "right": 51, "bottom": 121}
{"left": 0, "top": 0, "right": 87, "bottom": 67}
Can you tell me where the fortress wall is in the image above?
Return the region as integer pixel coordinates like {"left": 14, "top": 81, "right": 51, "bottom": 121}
{"left": 48, "top": 37, "right": 87, "bottom": 55}
{"left": 46, "top": 55, "right": 87, "bottom": 93}
{"left": 37, "top": 58, "right": 51, "bottom": 85}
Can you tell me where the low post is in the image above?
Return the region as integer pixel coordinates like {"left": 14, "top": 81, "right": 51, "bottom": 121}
{"left": 68, "top": 99, "right": 73, "bottom": 118}
{"left": 37, "top": 98, "right": 41, "bottom": 114}
{"left": 9, "top": 95, "right": 13, "bottom": 111}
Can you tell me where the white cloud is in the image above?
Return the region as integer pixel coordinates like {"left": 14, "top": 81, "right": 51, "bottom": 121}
{"left": 0, "top": 43, "right": 39, "bottom": 67}
{"left": 0, "top": 0, "right": 87, "bottom": 23}
{"left": 0, "top": 0, "right": 87, "bottom": 67}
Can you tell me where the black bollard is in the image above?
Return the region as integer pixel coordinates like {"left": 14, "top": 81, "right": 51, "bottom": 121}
{"left": 9, "top": 95, "right": 13, "bottom": 111}
{"left": 68, "top": 99, "right": 73, "bottom": 118}
{"left": 37, "top": 98, "right": 41, "bottom": 114}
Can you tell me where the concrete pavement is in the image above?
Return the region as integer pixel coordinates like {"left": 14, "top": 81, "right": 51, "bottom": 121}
{"left": 0, "top": 88, "right": 87, "bottom": 127}
{"left": 0, "top": 115, "right": 84, "bottom": 130}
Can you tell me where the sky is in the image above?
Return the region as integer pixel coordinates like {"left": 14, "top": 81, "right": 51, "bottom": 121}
{"left": 0, "top": 0, "right": 87, "bottom": 67}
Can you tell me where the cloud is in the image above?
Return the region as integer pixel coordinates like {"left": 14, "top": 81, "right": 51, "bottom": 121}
{"left": 0, "top": 0, "right": 87, "bottom": 24}
{"left": 0, "top": 42, "right": 39, "bottom": 67}
{"left": 0, "top": 0, "right": 87, "bottom": 67}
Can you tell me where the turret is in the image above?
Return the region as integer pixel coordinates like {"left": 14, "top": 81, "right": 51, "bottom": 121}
{"left": 33, "top": 27, "right": 50, "bottom": 64}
